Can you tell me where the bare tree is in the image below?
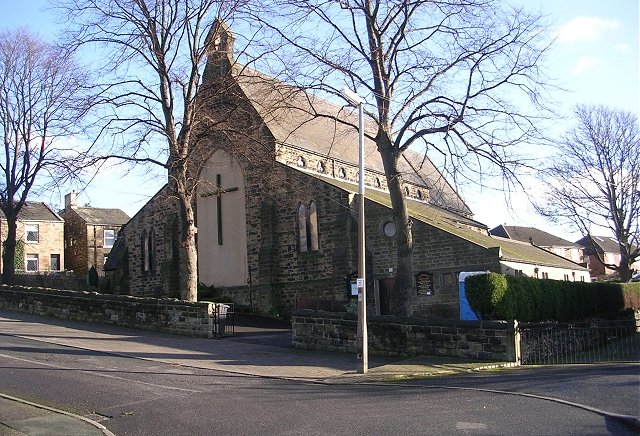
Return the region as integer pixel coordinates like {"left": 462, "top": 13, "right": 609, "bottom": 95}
{"left": 250, "top": 0, "right": 554, "bottom": 315}
{"left": 539, "top": 105, "right": 639, "bottom": 282}
{"left": 56, "top": 0, "right": 252, "bottom": 301}
{"left": 0, "top": 29, "right": 91, "bottom": 284}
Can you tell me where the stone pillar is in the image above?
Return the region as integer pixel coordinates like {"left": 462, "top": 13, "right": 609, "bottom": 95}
{"left": 506, "top": 320, "right": 521, "bottom": 364}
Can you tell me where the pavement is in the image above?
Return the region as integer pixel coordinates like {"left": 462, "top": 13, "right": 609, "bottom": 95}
{"left": 0, "top": 309, "right": 638, "bottom": 435}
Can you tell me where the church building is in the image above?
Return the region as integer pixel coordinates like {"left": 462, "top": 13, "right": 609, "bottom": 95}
{"left": 107, "top": 25, "right": 590, "bottom": 318}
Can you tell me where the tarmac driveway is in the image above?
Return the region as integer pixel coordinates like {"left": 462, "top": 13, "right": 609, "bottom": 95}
{"left": 229, "top": 313, "right": 293, "bottom": 348}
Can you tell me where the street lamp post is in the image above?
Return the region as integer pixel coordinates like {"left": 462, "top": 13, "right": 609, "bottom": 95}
{"left": 342, "top": 87, "right": 368, "bottom": 374}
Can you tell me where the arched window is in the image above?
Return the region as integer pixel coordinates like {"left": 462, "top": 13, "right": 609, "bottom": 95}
{"left": 374, "top": 177, "right": 381, "bottom": 188}
{"left": 316, "top": 161, "right": 325, "bottom": 173}
{"left": 404, "top": 186, "right": 410, "bottom": 197}
{"left": 338, "top": 167, "right": 346, "bottom": 178}
{"left": 308, "top": 201, "right": 319, "bottom": 251}
{"left": 297, "top": 156, "right": 306, "bottom": 168}
{"left": 141, "top": 229, "right": 149, "bottom": 272}
{"left": 416, "top": 190, "right": 423, "bottom": 200}
{"left": 297, "top": 203, "right": 308, "bottom": 252}
{"left": 147, "top": 228, "right": 155, "bottom": 272}
{"left": 141, "top": 228, "right": 155, "bottom": 273}
{"left": 297, "top": 201, "right": 319, "bottom": 252}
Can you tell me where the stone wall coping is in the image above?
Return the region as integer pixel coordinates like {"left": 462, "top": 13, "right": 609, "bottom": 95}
{"left": 0, "top": 284, "right": 215, "bottom": 307}
{"left": 292, "top": 309, "right": 510, "bottom": 330}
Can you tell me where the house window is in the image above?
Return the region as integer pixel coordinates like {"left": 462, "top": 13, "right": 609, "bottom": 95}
{"left": 104, "top": 229, "right": 116, "bottom": 248}
{"left": 564, "top": 274, "right": 569, "bottom": 281}
{"left": 317, "top": 161, "right": 325, "bottom": 173}
{"left": 26, "top": 254, "right": 39, "bottom": 272}
{"left": 25, "top": 224, "right": 39, "bottom": 243}
{"left": 416, "top": 190, "right": 423, "bottom": 200}
{"left": 374, "top": 178, "right": 381, "bottom": 188}
{"left": 541, "top": 272, "right": 549, "bottom": 279}
{"left": 297, "top": 156, "right": 306, "bottom": 168}
{"left": 514, "top": 270, "right": 523, "bottom": 277}
{"left": 50, "top": 254, "right": 60, "bottom": 271}
{"left": 404, "top": 187, "right": 410, "bottom": 196}
{"left": 338, "top": 167, "right": 346, "bottom": 178}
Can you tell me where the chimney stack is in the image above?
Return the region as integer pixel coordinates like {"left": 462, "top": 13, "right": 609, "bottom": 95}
{"left": 65, "top": 191, "right": 77, "bottom": 209}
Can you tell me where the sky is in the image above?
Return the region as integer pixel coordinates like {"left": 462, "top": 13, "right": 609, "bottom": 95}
{"left": 1, "top": 0, "right": 638, "bottom": 241}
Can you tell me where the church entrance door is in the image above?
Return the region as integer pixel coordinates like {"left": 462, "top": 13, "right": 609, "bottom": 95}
{"left": 377, "top": 278, "right": 394, "bottom": 316}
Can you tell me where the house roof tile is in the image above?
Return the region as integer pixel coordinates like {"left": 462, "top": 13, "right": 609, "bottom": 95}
{"left": 73, "top": 207, "right": 130, "bottom": 226}
{"left": 8, "top": 202, "right": 64, "bottom": 222}
{"left": 576, "top": 235, "right": 622, "bottom": 254}
{"left": 490, "top": 225, "right": 580, "bottom": 248}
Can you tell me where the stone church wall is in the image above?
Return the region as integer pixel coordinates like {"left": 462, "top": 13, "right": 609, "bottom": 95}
{"left": 210, "top": 161, "right": 358, "bottom": 316}
{"left": 124, "top": 186, "right": 181, "bottom": 298}
{"left": 364, "top": 200, "right": 500, "bottom": 319}
{"left": 122, "top": 140, "right": 499, "bottom": 320}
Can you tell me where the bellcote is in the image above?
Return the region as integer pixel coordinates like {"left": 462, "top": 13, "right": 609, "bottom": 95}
{"left": 203, "top": 19, "right": 234, "bottom": 81}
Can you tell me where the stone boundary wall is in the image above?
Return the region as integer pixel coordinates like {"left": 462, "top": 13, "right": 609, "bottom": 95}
{"left": 292, "top": 310, "right": 519, "bottom": 362}
{"left": 0, "top": 285, "right": 216, "bottom": 338}
{"left": 7, "top": 273, "right": 89, "bottom": 291}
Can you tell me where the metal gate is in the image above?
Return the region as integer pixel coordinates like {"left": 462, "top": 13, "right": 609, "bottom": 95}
{"left": 518, "top": 319, "right": 640, "bottom": 365}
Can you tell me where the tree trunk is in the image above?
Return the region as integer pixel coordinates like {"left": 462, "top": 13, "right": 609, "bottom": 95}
{"left": 618, "top": 252, "right": 632, "bottom": 282}
{"left": 377, "top": 130, "right": 413, "bottom": 316}
{"left": 1, "top": 218, "right": 18, "bottom": 285}
{"left": 172, "top": 165, "right": 199, "bottom": 302}
{"left": 179, "top": 201, "right": 199, "bottom": 301}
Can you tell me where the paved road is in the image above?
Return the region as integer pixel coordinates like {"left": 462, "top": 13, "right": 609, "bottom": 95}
{"left": 0, "top": 310, "right": 638, "bottom": 435}
{"left": 0, "top": 334, "right": 636, "bottom": 435}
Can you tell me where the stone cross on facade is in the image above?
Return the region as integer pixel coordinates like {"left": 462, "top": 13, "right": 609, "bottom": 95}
{"left": 200, "top": 174, "right": 238, "bottom": 245}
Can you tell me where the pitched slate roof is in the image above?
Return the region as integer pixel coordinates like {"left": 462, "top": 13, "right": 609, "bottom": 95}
{"left": 309, "top": 173, "right": 587, "bottom": 270}
{"left": 12, "top": 202, "right": 63, "bottom": 222}
{"left": 73, "top": 207, "right": 130, "bottom": 226}
{"left": 576, "top": 235, "right": 621, "bottom": 254}
{"left": 490, "top": 225, "right": 580, "bottom": 248}
{"left": 233, "top": 68, "right": 472, "bottom": 217}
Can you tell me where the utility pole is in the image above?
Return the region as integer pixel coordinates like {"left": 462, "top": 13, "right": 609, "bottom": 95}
{"left": 342, "top": 87, "right": 368, "bottom": 374}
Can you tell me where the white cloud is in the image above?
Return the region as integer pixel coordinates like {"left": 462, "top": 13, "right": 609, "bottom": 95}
{"left": 555, "top": 16, "right": 620, "bottom": 44}
{"left": 614, "top": 43, "right": 631, "bottom": 54}
{"left": 571, "top": 56, "right": 603, "bottom": 75}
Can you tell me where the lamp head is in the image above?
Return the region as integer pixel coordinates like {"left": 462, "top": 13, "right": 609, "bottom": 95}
{"left": 341, "top": 87, "right": 364, "bottom": 105}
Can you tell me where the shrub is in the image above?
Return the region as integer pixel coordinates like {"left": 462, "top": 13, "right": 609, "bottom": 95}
{"left": 465, "top": 273, "right": 639, "bottom": 321}
{"left": 464, "top": 273, "right": 507, "bottom": 319}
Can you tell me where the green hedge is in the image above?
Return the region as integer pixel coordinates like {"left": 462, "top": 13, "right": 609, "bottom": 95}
{"left": 465, "top": 273, "right": 640, "bottom": 321}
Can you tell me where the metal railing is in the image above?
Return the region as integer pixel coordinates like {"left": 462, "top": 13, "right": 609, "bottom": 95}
{"left": 213, "top": 303, "right": 234, "bottom": 337}
{"left": 518, "top": 319, "right": 640, "bottom": 365}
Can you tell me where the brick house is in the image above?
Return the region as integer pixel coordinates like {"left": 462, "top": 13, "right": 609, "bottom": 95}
{"left": 61, "top": 192, "right": 129, "bottom": 277}
{"left": 576, "top": 235, "right": 640, "bottom": 280}
{"left": 0, "top": 202, "right": 64, "bottom": 273}
{"left": 109, "top": 24, "right": 590, "bottom": 318}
